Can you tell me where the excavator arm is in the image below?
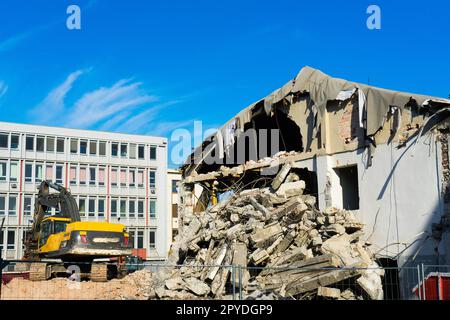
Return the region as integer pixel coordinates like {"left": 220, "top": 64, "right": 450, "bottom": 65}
{"left": 23, "top": 181, "right": 80, "bottom": 259}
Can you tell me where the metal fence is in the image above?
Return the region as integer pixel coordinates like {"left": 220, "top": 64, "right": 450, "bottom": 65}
{"left": 1, "top": 260, "right": 449, "bottom": 300}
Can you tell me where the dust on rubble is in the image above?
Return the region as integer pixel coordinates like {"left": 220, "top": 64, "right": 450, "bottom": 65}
{"left": 0, "top": 269, "right": 155, "bottom": 300}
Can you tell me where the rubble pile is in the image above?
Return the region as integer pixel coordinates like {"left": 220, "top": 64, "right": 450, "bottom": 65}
{"left": 1, "top": 269, "right": 155, "bottom": 300}
{"left": 156, "top": 164, "right": 384, "bottom": 300}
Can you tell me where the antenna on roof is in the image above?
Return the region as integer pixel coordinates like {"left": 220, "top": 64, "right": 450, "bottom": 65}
{"left": 368, "top": 77, "right": 370, "bottom": 86}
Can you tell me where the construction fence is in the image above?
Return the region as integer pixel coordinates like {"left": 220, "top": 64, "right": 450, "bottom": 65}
{"left": 2, "top": 260, "right": 450, "bottom": 300}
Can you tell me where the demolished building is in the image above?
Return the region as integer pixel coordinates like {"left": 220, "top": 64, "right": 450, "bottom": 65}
{"left": 175, "top": 66, "right": 450, "bottom": 299}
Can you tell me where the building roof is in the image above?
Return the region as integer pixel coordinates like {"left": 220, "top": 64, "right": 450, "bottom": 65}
{"left": 183, "top": 66, "right": 450, "bottom": 174}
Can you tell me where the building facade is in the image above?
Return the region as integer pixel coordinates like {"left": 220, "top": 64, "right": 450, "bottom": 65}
{"left": 180, "top": 66, "right": 450, "bottom": 299}
{"left": 0, "top": 122, "right": 168, "bottom": 261}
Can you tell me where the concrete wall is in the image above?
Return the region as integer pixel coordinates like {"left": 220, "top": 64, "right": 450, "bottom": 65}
{"left": 294, "top": 134, "right": 443, "bottom": 262}
{"left": 293, "top": 132, "right": 445, "bottom": 298}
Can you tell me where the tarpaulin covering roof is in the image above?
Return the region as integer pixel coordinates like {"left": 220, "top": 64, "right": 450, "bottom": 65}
{"left": 184, "top": 66, "right": 450, "bottom": 172}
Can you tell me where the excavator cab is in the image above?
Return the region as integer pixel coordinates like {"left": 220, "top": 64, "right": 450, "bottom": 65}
{"left": 38, "top": 217, "right": 70, "bottom": 250}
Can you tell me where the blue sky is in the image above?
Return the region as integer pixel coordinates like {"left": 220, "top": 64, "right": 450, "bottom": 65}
{"left": 0, "top": 0, "right": 449, "bottom": 167}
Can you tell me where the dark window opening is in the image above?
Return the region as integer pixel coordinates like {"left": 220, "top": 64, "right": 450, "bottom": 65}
{"left": 378, "top": 258, "right": 400, "bottom": 300}
{"left": 335, "top": 165, "right": 359, "bottom": 210}
{"left": 295, "top": 168, "right": 318, "bottom": 206}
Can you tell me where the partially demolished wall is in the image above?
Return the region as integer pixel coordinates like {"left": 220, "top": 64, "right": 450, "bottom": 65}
{"left": 176, "top": 67, "right": 450, "bottom": 299}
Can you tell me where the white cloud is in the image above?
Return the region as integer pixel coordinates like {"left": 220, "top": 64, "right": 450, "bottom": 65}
{"left": 0, "top": 81, "right": 8, "bottom": 99}
{"left": 30, "top": 70, "right": 183, "bottom": 135}
{"left": 30, "top": 70, "right": 84, "bottom": 123}
{"left": 65, "top": 79, "right": 157, "bottom": 129}
{"left": 147, "top": 119, "right": 195, "bottom": 136}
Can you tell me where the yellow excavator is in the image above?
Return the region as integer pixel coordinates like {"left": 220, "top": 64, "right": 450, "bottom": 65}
{"left": 23, "top": 181, "right": 132, "bottom": 281}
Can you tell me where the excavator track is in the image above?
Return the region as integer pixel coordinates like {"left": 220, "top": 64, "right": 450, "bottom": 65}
{"left": 29, "top": 263, "right": 49, "bottom": 281}
{"left": 90, "top": 263, "right": 108, "bottom": 282}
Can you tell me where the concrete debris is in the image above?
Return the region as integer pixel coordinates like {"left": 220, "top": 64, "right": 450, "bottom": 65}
{"left": 317, "top": 286, "right": 341, "bottom": 299}
{"left": 157, "top": 171, "right": 384, "bottom": 300}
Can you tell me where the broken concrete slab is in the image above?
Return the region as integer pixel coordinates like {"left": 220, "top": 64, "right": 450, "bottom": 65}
{"left": 250, "top": 222, "right": 283, "bottom": 246}
{"left": 275, "top": 181, "right": 306, "bottom": 198}
{"left": 271, "top": 162, "right": 292, "bottom": 191}
{"left": 184, "top": 277, "right": 211, "bottom": 296}
{"left": 317, "top": 286, "right": 341, "bottom": 299}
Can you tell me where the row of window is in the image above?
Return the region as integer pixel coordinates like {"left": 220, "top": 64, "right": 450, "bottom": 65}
{"left": 0, "top": 132, "right": 158, "bottom": 160}
{"left": 0, "top": 161, "right": 157, "bottom": 189}
{"left": 0, "top": 228, "right": 156, "bottom": 251}
{"left": 128, "top": 228, "right": 156, "bottom": 249}
{"left": 0, "top": 229, "right": 18, "bottom": 250}
{"left": 0, "top": 194, "right": 157, "bottom": 220}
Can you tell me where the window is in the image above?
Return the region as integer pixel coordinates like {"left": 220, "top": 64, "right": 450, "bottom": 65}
{"left": 79, "top": 198, "right": 86, "bottom": 217}
{"left": 137, "top": 231, "right": 144, "bottom": 249}
{"left": 138, "top": 145, "right": 145, "bottom": 159}
{"left": 25, "top": 163, "right": 32, "bottom": 183}
{"left": 129, "top": 169, "right": 135, "bottom": 187}
{"left": 80, "top": 140, "right": 87, "bottom": 155}
{"left": 45, "top": 164, "right": 53, "bottom": 181}
{"left": 149, "top": 199, "right": 156, "bottom": 219}
{"left": 46, "top": 137, "right": 55, "bottom": 152}
{"left": 120, "top": 143, "right": 128, "bottom": 158}
{"left": 120, "top": 200, "right": 126, "bottom": 218}
{"left": 111, "top": 168, "right": 118, "bottom": 187}
{"left": 88, "top": 199, "right": 95, "bottom": 217}
{"left": 89, "top": 141, "right": 97, "bottom": 155}
{"left": 35, "top": 164, "right": 43, "bottom": 183}
{"left": 70, "top": 139, "right": 78, "bottom": 154}
{"left": 111, "top": 199, "right": 118, "bottom": 217}
{"left": 0, "top": 161, "right": 6, "bottom": 181}
{"left": 98, "top": 167, "right": 105, "bottom": 186}
{"left": 79, "top": 167, "right": 87, "bottom": 185}
{"left": 56, "top": 165, "right": 63, "bottom": 184}
{"left": 137, "top": 200, "right": 144, "bottom": 218}
{"left": 98, "top": 198, "right": 105, "bottom": 217}
{"left": 54, "top": 221, "right": 68, "bottom": 234}
{"left": 129, "top": 230, "right": 136, "bottom": 248}
{"left": 36, "top": 136, "right": 45, "bottom": 152}
{"left": 149, "top": 230, "right": 156, "bottom": 249}
{"left": 150, "top": 146, "right": 157, "bottom": 160}
{"left": 130, "top": 144, "right": 136, "bottom": 159}
{"left": 24, "top": 196, "right": 32, "bottom": 216}
{"left": 120, "top": 169, "right": 127, "bottom": 187}
{"left": 129, "top": 200, "right": 135, "bottom": 218}
{"left": 149, "top": 171, "right": 156, "bottom": 189}
{"left": 0, "top": 230, "right": 3, "bottom": 251}
{"left": 137, "top": 170, "right": 144, "bottom": 188}
{"left": 89, "top": 167, "right": 96, "bottom": 186}
{"left": 334, "top": 165, "right": 360, "bottom": 210}
{"left": 22, "top": 230, "right": 28, "bottom": 250}
{"left": 111, "top": 143, "right": 118, "bottom": 157}
{"left": 8, "top": 196, "right": 17, "bottom": 215}
{"left": 26, "top": 136, "right": 34, "bottom": 151}
{"left": 10, "top": 162, "right": 18, "bottom": 182}
{"left": 99, "top": 142, "right": 106, "bottom": 156}
{"left": 70, "top": 166, "right": 77, "bottom": 185}
{"left": 0, "top": 195, "right": 5, "bottom": 215}
{"left": 10, "top": 135, "right": 19, "bottom": 149}
{"left": 172, "top": 180, "right": 180, "bottom": 193}
{"left": 7, "top": 230, "right": 15, "bottom": 250}
{"left": 57, "top": 138, "right": 65, "bottom": 153}
{"left": 39, "top": 221, "right": 51, "bottom": 246}
{"left": 0, "top": 133, "right": 8, "bottom": 148}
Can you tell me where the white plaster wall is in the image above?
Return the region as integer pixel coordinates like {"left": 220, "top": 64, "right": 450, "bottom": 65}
{"left": 294, "top": 133, "right": 444, "bottom": 264}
